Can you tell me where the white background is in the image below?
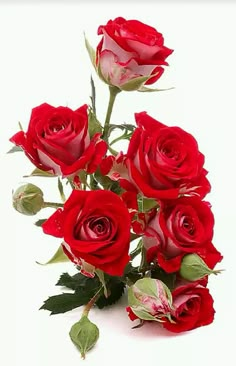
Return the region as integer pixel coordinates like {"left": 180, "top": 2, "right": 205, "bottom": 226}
{"left": 0, "top": 2, "right": 235, "bottom": 365}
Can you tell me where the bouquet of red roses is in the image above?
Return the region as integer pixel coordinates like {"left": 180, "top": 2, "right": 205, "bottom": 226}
{"left": 9, "top": 17, "right": 223, "bottom": 359}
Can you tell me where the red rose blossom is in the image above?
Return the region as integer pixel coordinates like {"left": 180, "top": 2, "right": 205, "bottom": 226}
{"left": 143, "top": 196, "right": 222, "bottom": 273}
{"left": 42, "top": 189, "right": 131, "bottom": 276}
{"left": 9, "top": 103, "right": 107, "bottom": 177}
{"left": 163, "top": 283, "right": 215, "bottom": 333}
{"left": 96, "top": 17, "right": 173, "bottom": 89}
{"left": 101, "top": 112, "right": 210, "bottom": 200}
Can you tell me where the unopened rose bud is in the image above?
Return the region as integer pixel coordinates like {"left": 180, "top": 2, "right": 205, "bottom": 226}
{"left": 179, "top": 253, "right": 222, "bottom": 281}
{"left": 128, "top": 278, "right": 173, "bottom": 322}
{"left": 12, "top": 183, "right": 44, "bottom": 216}
{"left": 69, "top": 316, "right": 99, "bottom": 359}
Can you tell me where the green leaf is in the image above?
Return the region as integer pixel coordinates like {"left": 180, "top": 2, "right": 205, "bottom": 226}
{"left": 56, "top": 272, "right": 88, "bottom": 290}
{"left": 138, "top": 86, "right": 175, "bottom": 92}
{"left": 57, "top": 177, "right": 66, "bottom": 202}
{"left": 7, "top": 145, "right": 23, "bottom": 154}
{"left": 56, "top": 271, "right": 125, "bottom": 310}
{"left": 95, "top": 277, "right": 125, "bottom": 309}
{"left": 69, "top": 316, "right": 99, "bottom": 359}
{"left": 36, "top": 245, "right": 70, "bottom": 265}
{"left": 34, "top": 218, "right": 47, "bottom": 227}
{"left": 84, "top": 34, "right": 96, "bottom": 68}
{"left": 151, "top": 268, "right": 176, "bottom": 291}
{"left": 40, "top": 293, "right": 91, "bottom": 315}
{"left": 23, "top": 168, "right": 55, "bottom": 178}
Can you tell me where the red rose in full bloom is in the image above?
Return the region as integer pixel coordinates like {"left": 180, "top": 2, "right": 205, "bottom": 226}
{"left": 42, "top": 189, "right": 131, "bottom": 277}
{"left": 101, "top": 112, "right": 210, "bottom": 200}
{"left": 96, "top": 17, "right": 173, "bottom": 89}
{"left": 163, "top": 283, "right": 215, "bottom": 333}
{"left": 143, "top": 196, "right": 222, "bottom": 273}
{"left": 9, "top": 103, "right": 107, "bottom": 177}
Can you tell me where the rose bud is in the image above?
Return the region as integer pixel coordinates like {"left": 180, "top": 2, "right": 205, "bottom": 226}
{"left": 127, "top": 278, "right": 173, "bottom": 322}
{"left": 96, "top": 17, "right": 173, "bottom": 91}
{"left": 69, "top": 316, "right": 99, "bottom": 359}
{"left": 12, "top": 183, "right": 44, "bottom": 216}
{"left": 179, "top": 253, "right": 222, "bottom": 282}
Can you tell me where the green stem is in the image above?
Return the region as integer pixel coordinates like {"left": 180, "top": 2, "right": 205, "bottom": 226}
{"left": 82, "top": 288, "right": 103, "bottom": 317}
{"left": 110, "top": 132, "right": 132, "bottom": 146}
{"left": 43, "top": 202, "right": 64, "bottom": 209}
{"left": 103, "top": 86, "right": 121, "bottom": 142}
{"left": 90, "top": 175, "right": 98, "bottom": 190}
{"left": 108, "top": 145, "right": 118, "bottom": 156}
{"left": 130, "top": 239, "right": 142, "bottom": 260}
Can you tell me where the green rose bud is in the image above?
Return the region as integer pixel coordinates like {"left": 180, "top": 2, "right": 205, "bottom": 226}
{"left": 12, "top": 183, "right": 44, "bottom": 216}
{"left": 69, "top": 316, "right": 99, "bottom": 359}
{"left": 128, "top": 278, "right": 173, "bottom": 322}
{"left": 179, "top": 253, "right": 222, "bottom": 281}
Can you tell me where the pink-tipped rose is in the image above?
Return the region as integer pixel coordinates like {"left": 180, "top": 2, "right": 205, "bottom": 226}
{"left": 163, "top": 283, "right": 215, "bottom": 333}
{"left": 96, "top": 17, "right": 173, "bottom": 90}
{"left": 101, "top": 112, "right": 211, "bottom": 200}
{"left": 143, "top": 196, "right": 222, "bottom": 273}
{"left": 42, "top": 189, "right": 131, "bottom": 277}
{"left": 10, "top": 103, "right": 107, "bottom": 177}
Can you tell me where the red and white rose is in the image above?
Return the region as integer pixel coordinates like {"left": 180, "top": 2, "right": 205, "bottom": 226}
{"left": 96, "top": 17, "right": 173, "bottom": 90}
{"left": 10, "top": 103, "right": 107, "bottom": 177}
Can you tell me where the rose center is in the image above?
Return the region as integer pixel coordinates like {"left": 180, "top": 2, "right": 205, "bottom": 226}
{"left": 76, "top": 216, "right": 112, "bottom": 241}
{"left": 88, "top": 217, "right": 110, "bottom": 236}
{"left": 181, "top": 216, "right": 195, "bottom": 235}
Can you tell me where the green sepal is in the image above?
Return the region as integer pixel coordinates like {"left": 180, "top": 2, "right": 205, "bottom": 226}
{"left": 34, "top": 219, "right": 47, "bottom": 227}
{"left": 57, "top": 177, "right": 66, "bottom": 202}
{"left": 7, "top": 145, "right": 23, "bottom": 154}
{"left": 88, "top": 108, "right": 102, "bottom": 137}
{"left": 120, "top": 75, "right": 151, "bottom": 91}
{"left": 138, "top": 86, "right": 175, "bottom": 92}
{"left": 84, "top": 34, "right": 96, "bottom": 68}
{"left": 95, "top": 269, "right": 108, "bottom": 298}
{"left": 23, "top": 167, "right": 55, "bottom": 178}
{"left": 36, "top": 244, "right": 69, "bottom": 266}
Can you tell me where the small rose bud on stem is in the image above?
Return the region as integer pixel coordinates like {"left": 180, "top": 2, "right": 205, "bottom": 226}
{"left": 69, "top": 316, "right": 99, "bottom": 359}
{"left": 179, "top": 253, "right": 223, "bottom": 281}
{"left": 12, "top": 183, "right": 44, "bottom": 216}
{"left": 69, "top": 288, "right": 102, "bottom": 359}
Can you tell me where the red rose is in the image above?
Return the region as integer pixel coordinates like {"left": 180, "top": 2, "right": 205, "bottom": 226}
{"left": 143, "top": 196, "right": 222, "bottom": 272}
{"left": 101, "top": 112, "right": 210, "bottom": 200}
{"left": 9, "top": 103, "right": 107, "bottom": 177}
{"left": 163, "top": 283, "right": 215, "bottom": 333}
{"left": 42, "top": 189, "right": 131, "bottom": 276}
{"left": 96, "top": 17, "right": 173, "bottom": 89}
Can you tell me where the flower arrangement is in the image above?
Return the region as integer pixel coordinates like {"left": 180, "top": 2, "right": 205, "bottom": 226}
{"left": 9, "top": 17, "right": 223, "bottom": 359}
